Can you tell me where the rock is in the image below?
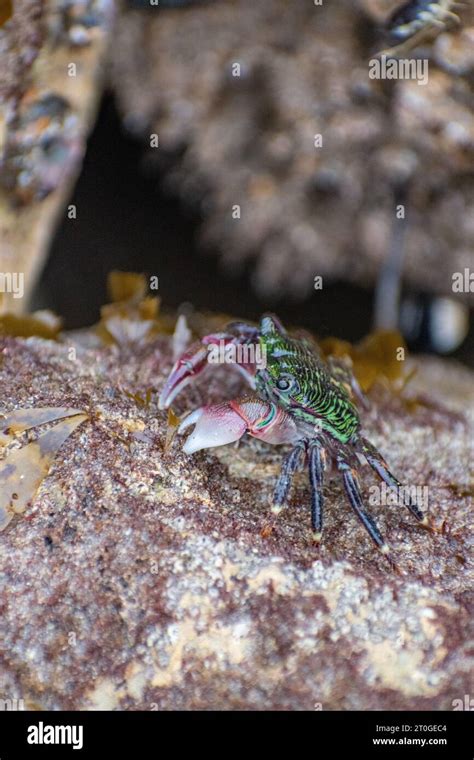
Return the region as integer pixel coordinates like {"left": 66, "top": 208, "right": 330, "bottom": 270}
{"left": 0, "top": 324, "right": 472, "bottom": 709}
{"left": 0, "top": 0, "right": 115, "bottom": 313}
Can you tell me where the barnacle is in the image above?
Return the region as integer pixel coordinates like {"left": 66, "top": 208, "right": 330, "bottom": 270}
{"left": 172, "top": 314, "right": 192, "bottom": 361}
{"left": 0, "top": 90, "right": 83, "bottom": 205}
{"left": 96, "top": 271, "right": 174, "bottom": 347}
{"left": 48, "top": 0, "right": 114, "bottom": 48}
{"left": 0, "top": 407, "right": 88, "bottom": 530}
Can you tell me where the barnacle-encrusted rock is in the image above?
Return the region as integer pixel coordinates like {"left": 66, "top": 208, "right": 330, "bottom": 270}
{"left": 2, "top": 1, "right": 474, "bottom": 316}
{"left": 110, "top": 0, "right": 474, "bottom": 302}
{"left": 0, "top": 0, "right": 114, "bottom": 312}
{"left": 0, "top": 318, "right": 472, "bottom": 709}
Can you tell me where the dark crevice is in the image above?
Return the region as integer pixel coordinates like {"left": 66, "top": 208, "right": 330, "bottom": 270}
{"left": 33, "top": 93, "right": 473, "bottom": 365}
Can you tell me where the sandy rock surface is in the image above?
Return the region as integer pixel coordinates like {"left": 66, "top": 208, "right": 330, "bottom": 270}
{"left": 0, "top": 330, "right": 472, "bottom": 709}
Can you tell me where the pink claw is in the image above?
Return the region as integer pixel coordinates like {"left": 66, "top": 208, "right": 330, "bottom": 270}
{"left": 178, "top": 397, "right": 299, "bottom": 454}
{"left": 178, "top": 402, "right": 248, "bottom": 454}
{"left": 159, "top": 328, "right": 260, "bottom": 410}
{"left": 158, "top": 341, "right": 209, "bottom": 410}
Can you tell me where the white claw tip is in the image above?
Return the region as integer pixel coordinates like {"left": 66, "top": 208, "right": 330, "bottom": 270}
{"left": 271, "top": 504, "right": 284, "bottom": 516}
{"left": 178, "top": 409, "right": 203, "bottom": 433}
{"left": 311, "top": 531, "right": 322, "bottom": 544}
{"left": 182, "top": 437, "right": 202, "bottom": 455}
{"left": 179, "top": 404, "right": 247, "bottom": 454}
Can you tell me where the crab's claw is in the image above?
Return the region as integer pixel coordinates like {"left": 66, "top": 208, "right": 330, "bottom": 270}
{"left": 178, "top": 397, "right": 299, "bottom": 454}
{"left": 158, "top": 341, "right": 209, "bottom": 410}
{"left": 159, "top": 328, "right": 259, "bottom": 410}
{"left": 178, "top": 402, "right": 248, "bottom": 454}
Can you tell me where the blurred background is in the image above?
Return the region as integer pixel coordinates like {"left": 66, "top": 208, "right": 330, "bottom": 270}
{"left": 2, "top": 0, "right": 474, "bottom": 363}
{"left": 34, "top": 94, "right": 474, "bottom": 367}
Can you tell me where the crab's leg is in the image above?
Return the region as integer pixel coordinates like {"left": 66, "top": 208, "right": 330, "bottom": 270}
{"left": 271, "top": 441, "right": 306, "bottom": 516}
{"left": 360, "top": 437, "right": 427, "bottom": 524}
{"left": 327, "top": 356, "right": 370, "bottom": 411}
{"left": 308, "top": 442, "right": 326, "bottom": 543}
{"left": 159, "top": 332, "right": 258, "bottom": 410}
{"left": 338, "top": 459, "right": 390, "bottom": 556}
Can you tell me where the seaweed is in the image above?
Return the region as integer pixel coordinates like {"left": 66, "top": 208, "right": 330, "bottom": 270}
{"left": 0, "top": 407, "right": 87, "bottom": 530}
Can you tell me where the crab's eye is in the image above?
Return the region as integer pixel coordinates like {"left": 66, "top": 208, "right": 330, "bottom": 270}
{"left": 276, "top": 376, "right": 294, "bottom": 391}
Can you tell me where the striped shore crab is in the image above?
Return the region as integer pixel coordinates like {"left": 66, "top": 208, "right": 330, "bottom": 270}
{"left": 159, "top": 315, "right": 428, "bottom": 563}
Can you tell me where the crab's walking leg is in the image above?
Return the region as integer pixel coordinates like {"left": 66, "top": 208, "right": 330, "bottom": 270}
{"left": 272, "top": 441, "right": 306, "bottom": 516}
{"left": 308, "top": 442, "right": 326, "bottom": 543}
{"left": 360, "top": 437, "right": 427, "bottom": 524}
{"left": 338, "top": 459, "right": 391, "bottom": 558}
{"left": 327, "top": 356, "right": 370, "bottom": 411}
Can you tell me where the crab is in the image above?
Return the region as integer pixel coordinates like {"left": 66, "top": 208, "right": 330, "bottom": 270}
{"left": 159, "top": 315, "right": 428, "bottom": 563}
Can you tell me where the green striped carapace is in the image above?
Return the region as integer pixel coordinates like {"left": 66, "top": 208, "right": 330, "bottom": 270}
{"left": 159, "top": 315, "right": 428, "bottom": 565}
